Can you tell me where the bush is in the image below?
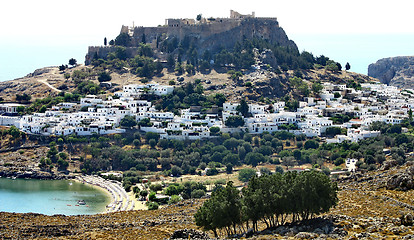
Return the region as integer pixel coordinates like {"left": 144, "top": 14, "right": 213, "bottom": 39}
{"left": 98, "top": 71, "right": 112, "bottom": 82}
{"left": 206, "top": 168, "right": 219, "bottom": 176}
{"left": 168, "top": 195, "right": 181, "bottom": 204}
{"left": 147, "top": 201, "right": 159, "bottom": 210}
{"left": 149, "top": 183, "right": 163, "bottom": 192}
{"left": 191, "top": 189, "right": 206, "bottom": 199}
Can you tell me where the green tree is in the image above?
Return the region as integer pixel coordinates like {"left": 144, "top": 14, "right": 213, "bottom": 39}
{"left": 167, "top": 54, "right": 175, "bottom": 70}
{"left": 98, "top": 71, "right": 112, "bottom": 82}
{"left": 114, "top": 32, "right": 131, "bottom": 47}
{"left": 225, "top": 115, "right": 244, "bottom": 128}
{"left": 238, "top": 168, "right": 256, "bottom": 182}
{"left": 38, "top": 105, "right": 47, "bottom": 113}
{"left": 345, "top": 62, "right": 351, "bottom": 71}
{"left": 245, "top": 152, "right": 266, "bottom": 167}
{"left": 196, "top": 14, "right": 202, "bottom": 21}
{"left": 194, "top": 181, "right": 241, "bottom": 237}
{"left": 236, "top": 99, "right": 249, "bottom": 117}
{"left": 311, "top": 82, "right": 323, "bottom": 94}
{"left": 120, "top": 115, "right": 137, "bottom": 129}
{"left": 68, "top": 58, "right": 77, "bottom": 67}
{"left": 8, "top": 125, "right": 21, "bottom": 139}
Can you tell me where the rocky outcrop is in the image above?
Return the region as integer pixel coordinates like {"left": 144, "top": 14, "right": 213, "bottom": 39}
{"left": 368, "top": 56, "right": 414, "bottom": 88}
{"left": 386, "top": 166, "right": 414, "bottom": 190}
{"left": 86, "top": 17, "right": 297, "bottom": 65}
{"left": 170, "top": 229, "right": 210, "bottom": 239}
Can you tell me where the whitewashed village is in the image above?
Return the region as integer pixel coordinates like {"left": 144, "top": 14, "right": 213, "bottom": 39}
{"left": 0, "top": 81, "right": 410, "bottom": 144}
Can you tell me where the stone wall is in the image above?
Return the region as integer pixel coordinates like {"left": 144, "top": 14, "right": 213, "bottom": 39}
{"left": 85, "top": 16, "right": 296, "bottom": 64}
{"left": 85, "top": 46, "right": 138, "bottom": 65}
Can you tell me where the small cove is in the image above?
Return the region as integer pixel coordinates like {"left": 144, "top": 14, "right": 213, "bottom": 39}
{"left": 0, "top": 177, "right": 111, "bottom": 215}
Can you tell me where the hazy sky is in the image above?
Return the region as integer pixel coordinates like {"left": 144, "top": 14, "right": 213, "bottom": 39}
{"left": 1, "top": 0, "right": 413, "bottom": 78}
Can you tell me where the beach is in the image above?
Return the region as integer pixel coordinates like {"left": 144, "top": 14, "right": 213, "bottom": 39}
{"left": 75, "top": 175, "right": 137, "bottom": 212}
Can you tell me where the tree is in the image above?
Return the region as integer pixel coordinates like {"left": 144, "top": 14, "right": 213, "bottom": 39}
{"left": 209, "top": 126, "right": 220, "bottom": 134}
{"left": 140, "top": 190, "right": 148, "bottom": 200}
{"left": 345, "top": 62, "right": 351, "bottom": 71}
{"left": 149, "top": 139, "right": 157, "bottom": 149}
{"left": 311, "top": 82, "right": 323, "bottom": 94}
{"left": 167, "top": 54, "right": 175, "bottom": 70}
{"left": 98, "top": 71, "right": 112, "bottom": 82}
{"left": 304, "top": 139, "right": 319, "bottom": 149}
{"left": 104, "top": 37, "right": 107, "bottom": 46}
{"left": 16, "top": 93, "right": 31, "bottom": 103}
{"left": 69, "top": 58, "right": 77, "bottom": 67}
{"left": 194, "top": 182, "right": 241, "bottom": 237}
{"left": 196, "top": 14, "right": 202, "bottom": 21}
{"left": 120, "top": 115, "right": 137, "bottom": 129}
{"left": 236, "top": 99, "right": 249, "bottom": 117}
{"left": 8, "top": 125, "right": 21, "bottom": 139}
{"left": 59, "top": 64, "right": 66, "bottom": 71}
{"left": 114, "top": 32, "right": 131, "bottom": 47}
{"left": 238, "top": 168, "right": 257, "bottom": 182}
{"left": 245, "top": 152, "right": 266, "bottom": 167}
{"left": 225, "top": 115, "right": 244, "bottom": 128}
{"left": 39, "top": 105, "right": 47, "bottom": 113}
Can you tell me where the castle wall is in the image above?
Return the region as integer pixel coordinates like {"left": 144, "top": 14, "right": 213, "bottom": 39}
{"left": 85, "top": 13, "right": 295, "bottom": 65}
{"left": 85, "top": 46, "right": 139, "bottom": 65}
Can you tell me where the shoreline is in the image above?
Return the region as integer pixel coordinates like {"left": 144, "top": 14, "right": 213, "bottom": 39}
{"left": 0, "top": 169, "right": 137, "bottom": 214}
{"left": 75, "top": 175, "right": 135, "bottom": 213}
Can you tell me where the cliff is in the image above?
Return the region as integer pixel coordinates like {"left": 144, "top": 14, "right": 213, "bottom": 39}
{"left": 85, "top": 16, "right": 297, "bottom": 65}
{"left": 368, "top": 56, "right": 414, "bottom": 88}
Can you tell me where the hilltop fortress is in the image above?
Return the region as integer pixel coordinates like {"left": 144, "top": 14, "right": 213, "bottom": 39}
{"left": 85, "top": 10, "right": 296, "bottom": 64}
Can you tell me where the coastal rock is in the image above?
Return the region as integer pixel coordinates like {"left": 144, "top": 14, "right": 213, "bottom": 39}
{"left": 368, "top": 56, "right": 414, "bottom": 88}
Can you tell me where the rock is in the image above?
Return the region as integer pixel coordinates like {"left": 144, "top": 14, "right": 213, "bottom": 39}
{"left": 381, "top": 160, "right": 398, "bottom": 170}
{"left": 169, "top": 229, "right": 210, "bottom": 239}
{"left": 401, "top": 213, "right": 414, "bottom": 226}
{"left": 386, "top": 168, "right": 414, "bottom": 190}
{"left": 295, "top": 232, "right": 317, "bottom": 239}
{"left": 368, "top": 56, "right": 414, "bottom": 88}
{"left": 313, "top": 228, "right": 324, "bottom": 234}
{"left": 245, "top": 228, "right": 254, "bottom": 238}
{"left": 403, "top": 234, "right": 414, "bottom": 239}
{"left": 275, "top": 226, "right": 288, "bottom": 235}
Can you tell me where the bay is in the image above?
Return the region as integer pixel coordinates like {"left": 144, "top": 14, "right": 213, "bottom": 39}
{"left": 0, "top": 177, "right": 111, "bottom": 215}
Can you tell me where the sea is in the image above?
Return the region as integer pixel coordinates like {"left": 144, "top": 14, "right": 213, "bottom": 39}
{"left": 0, "top": 177, "right": 111, "bottom": 215}
{"left": 0, "top": 33, "right": 413, "bottom": 81}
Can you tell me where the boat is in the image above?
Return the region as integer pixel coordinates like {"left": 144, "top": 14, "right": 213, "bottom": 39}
{"left": 12, "top": 176, "right": 17, "bottom": 180}
{"left": 69, "top": 182, "right": 73, "bottom": 186}
{"left": 77, "top": 200, "right": 86, "bottom": 205}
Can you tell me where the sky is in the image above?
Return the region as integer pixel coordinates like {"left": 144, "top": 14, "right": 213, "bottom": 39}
{"left": 1, "top": 0, "right": 414, "bottom": 80}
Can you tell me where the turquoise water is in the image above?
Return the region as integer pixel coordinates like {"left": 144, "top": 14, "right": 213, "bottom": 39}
{"left": 0, "top": 177, "right": 111, "bottom": 215}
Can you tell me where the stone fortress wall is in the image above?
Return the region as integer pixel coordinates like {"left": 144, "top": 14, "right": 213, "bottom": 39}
{"left": 85, "top": 10, "right": 292, "bottom": 65}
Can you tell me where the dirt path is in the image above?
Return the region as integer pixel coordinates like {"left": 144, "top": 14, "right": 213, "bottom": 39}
{"left": 37, "top": 79, "right": 61, "bottom": 92}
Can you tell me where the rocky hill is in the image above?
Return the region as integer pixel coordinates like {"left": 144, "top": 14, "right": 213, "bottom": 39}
{"left": 368, "top": 56, "right": 414, "bottom": 88}
{"left": 0, "top": 64, "right": 377, "bottom": 104}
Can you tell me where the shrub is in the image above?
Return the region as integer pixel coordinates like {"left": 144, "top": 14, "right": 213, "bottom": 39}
{"left": 168, "top": 195, "right": 181, "bottom": 204}
{"left": 147, "top": 201, "right": 159, "bottom": 210}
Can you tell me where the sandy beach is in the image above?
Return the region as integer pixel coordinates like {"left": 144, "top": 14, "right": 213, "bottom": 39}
{"left": 75, "top": 175, "right": 137, "bottom": 213}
